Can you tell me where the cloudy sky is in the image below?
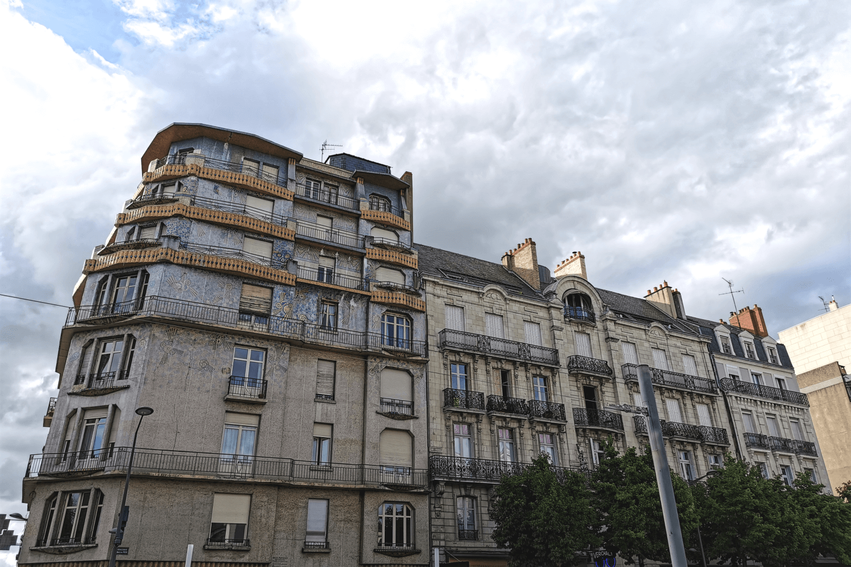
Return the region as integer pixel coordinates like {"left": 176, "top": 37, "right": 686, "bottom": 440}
{"left": 0, "top": 0, "right": 849, "bottom": 557}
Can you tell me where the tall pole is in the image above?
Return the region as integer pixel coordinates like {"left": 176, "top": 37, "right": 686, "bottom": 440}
{"left": 638, "top": 364, "right": 688, "bottom": 567}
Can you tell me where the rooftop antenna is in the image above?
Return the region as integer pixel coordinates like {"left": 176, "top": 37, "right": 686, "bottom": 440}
{"left": 320, "top": 140, "right": 343, "bottom": 162}
{"left": 720, "top": 277, "right": 744, "bottom": 314}
{"left": 818, "top": 296, "right": 830, "bottom": 313}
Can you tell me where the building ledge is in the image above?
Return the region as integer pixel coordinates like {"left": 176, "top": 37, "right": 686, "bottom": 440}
{"left": 374, "top": 547, "right": 420, "bottom": 557}
{"left": 31, "top": 543, "right": 98, "bottom": 554}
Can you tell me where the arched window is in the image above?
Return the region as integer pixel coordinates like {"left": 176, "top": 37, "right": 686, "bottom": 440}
{"left": 564, "top": 292, "right": 594, "bottom": 322}
{"left": 378, "top": 502, "right": 414, "bottom": 549}
{"left": 370, "top": 194, "right": 391, "bottom": 212}
{"left": 381, "top": 314, "right": 411, "bottom": 349}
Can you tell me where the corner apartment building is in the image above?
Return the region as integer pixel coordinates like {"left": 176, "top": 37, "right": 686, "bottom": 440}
{"left": 22, "top": 123, "right": 431, "bottom": 567}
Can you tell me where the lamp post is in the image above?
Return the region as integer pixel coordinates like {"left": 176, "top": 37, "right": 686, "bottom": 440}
{"left": 108, "top": 407, "right": 153, "bottom": 567}
{"left": 605, "top": 364, "right": 688, "bottom": 567}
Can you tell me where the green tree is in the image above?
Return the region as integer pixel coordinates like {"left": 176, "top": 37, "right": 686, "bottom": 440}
{"left": 836, "top": 479, "right": 851, "bottom": 503}
{"left": 592, "top": 441, "right": 698, "bottom": 567}
{"left": 789, "top": 473, "right": 851, "bottom": 565}
{"left": 491, "top": 455, "right": 600, "bottom": 567}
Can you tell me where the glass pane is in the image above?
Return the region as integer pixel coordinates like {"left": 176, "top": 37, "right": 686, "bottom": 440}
{"left": 222, "top": 427, "right": 238, "bottom": 454}
{"left": 238, "top": 429, "right": 255, "bottom": 456}
{"left": 232, "top": 359, "right": 247, "bottom": 377}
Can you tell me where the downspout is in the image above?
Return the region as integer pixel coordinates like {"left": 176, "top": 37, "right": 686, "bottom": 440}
{"left": 708, "top": 345, "right": 743, "bottom": 460}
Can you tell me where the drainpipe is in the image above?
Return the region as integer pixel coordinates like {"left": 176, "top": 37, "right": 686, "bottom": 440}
{"left": 708, "top": 346, "right": 743, "bottom": 460}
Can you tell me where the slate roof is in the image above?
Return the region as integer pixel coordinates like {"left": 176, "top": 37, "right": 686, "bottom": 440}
{"left": 595, "top": 288, "right": 693, "bottom": 332}
{"left": 684, "top": 316, "right": 794, "bottom": 370}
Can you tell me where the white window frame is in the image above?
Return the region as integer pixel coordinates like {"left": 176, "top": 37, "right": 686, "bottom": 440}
{"left": 305, "top": 499, "right": 329, "bottom": 547}
{"left": 453, "top": 423, "right": 473, "bottom": 458}
{"left": 378, "top": 502, "right": 414, "bottom": 549}
{"left": 539, "top": 433, "right": 558, "bottom": 465}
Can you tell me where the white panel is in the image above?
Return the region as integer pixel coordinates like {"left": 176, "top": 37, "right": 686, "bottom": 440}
{"left": 381, "top": 368, "right": 412, "bottom": 401}
{"left": 742, "top": 412, "right": 757, "bottom": 433}
{"left": 682, "top": 355, "right": 698, "bottom": 376}
{"left": 696, "top": 404, "right": 712, "bottom": 427}
{"left": 313, "top": 423, "right": 332, "bottom": 437}
{"left": 246, "top": 195, "right": 274, "bottom": 214}
{"left": 665, "top": 399, "right": 682, "bottom": 423}
{"left": 211, "top": 494, "right": 250, "bottom": 524}
{"left": 316, "top": 361, "right": 335, "bottom": 397}
{"left": 766, "top": 416, "right": 780, "bottom": 437}
{"left": 622, "top": 342, "right": 638, "bottom": 364}
{"left": 524, "top": 322, "right": 542, "bottom": 346}
{"left": 486, "top": 314, "right": 504, "bottom": 338}
{"left": 574, "top": 332, "right": 592, "bottom": 357}
{"left": 261, "top": 163, "right": 279, "bottom": 180}
{"left": 306, "top": 499, "right": 328, "bottom": 541}
{"left": 225, "top": 412, "right": 259, "bottom": 427}
{"left": 445, "top": 305, "right": 465, "bottom": 331}
{"left": 371, "top": 227, "right": 398, "bottom": 243}
{"left": 243, "top": 237, "right": 272, "bottom": 258}
{"left": 380, "top": 430, "right": 412, "bottom": 467}
{"left": 84, "top": 407, "right": 108, "bottom": 419}
{"left": 652, "top": 348, "right": 669, "bottom": 370}
{"left": 376, "top": 267, "right": 405, "bottom": 284}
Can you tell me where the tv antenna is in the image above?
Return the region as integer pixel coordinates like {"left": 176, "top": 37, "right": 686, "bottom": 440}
{"left": 320, "top": 141, "right": 343, "bottom": 162}
{"left": 818, "top": 296, "right": 831, "bottom": 313}
{"left": 720, "top": 277, "right": 744, "bottom": 314}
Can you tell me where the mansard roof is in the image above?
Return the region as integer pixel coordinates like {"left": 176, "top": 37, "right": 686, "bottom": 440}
{"left": 595, "top": 288, "right": 694, "bottom": 333}
{"left": 685, "top": 315, "right": 794, "bottom": 369}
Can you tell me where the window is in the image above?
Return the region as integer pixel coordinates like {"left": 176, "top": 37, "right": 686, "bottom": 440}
{"left": 380, "top": 368, "right": 413, "bottom": 415}
{"left": 574, "top": 332, "right": 592, "bottom": 357}
{"left": 622, "top": 342, "right": 639, "bottom": 364}
{"left": 94, "top": 338, "right": 130, "bottom": 381}
{"left": 457, "top": 497, "right": 477, "bottom": 540}
{"left": 210, "top": 494, "right": 250, "bottom": 545}
{"left": 497, "top": 428, "right": 515, "bottom": 463}
{"left": 305, "top": 500, "right": 328, "bottom": 548}
{"left": 138, "top": 224, "right": 159, "bottom": 240}
{"left": 312, "top": 423, "right": 332, "bottom": 465}
{"left": 318, "top": 255, "right": 335, "bottom": 283}
{"left": 532, "top": 376, "right": 548, "bottom": 401}
{"left": 524, "top": 322, "right": 542, "bottom": 346}
{"left": 682, "top": 355, "right": 698, "bottom": 376}
{"left": 590, "top": 439, "right": 605, "bottom": 466}
{"left": 445, "top": 305, "right": 465, "bottom": 331}
{"left": 719, "top": 335, "right": 732, "bottom": 354}
{"left": 450, "top": 363, "right": 468, "bottom": 390}
{"left": 380, "top": 429, "right": 412, "bottom": 478}
{"left": 708, "top": 454, "right": 723, "bottom": 469}
{"left": 220, "top": 413, "right": 257, "bottom": 475}
{"left": 804, "top": 468, "right": 818, "bottom": 483}
{"left": 751, "top": 372, "right": 763, "bottom": 386}
{"left": 111, "top": 274, "right": 138, "bottom": 312}
{"left": 696, "top": 403, "right": 713, "bottom": 427}
{"left": 500, "top": 370, "right": 511, "bottom": 398}
{"left": 376, "top": 267, "right": 405, "bottom": 285}
{"left": 231, "top": 347, "right": 265, "bottom": 391}
{"left": 371, "top": 227, "right": 399, "bottom": 245}
{"left": 767, "top": 346, "right": 779, "bottom": 364}
{"left": 381, "top": 313, "right": 411, "bottom": 349}
{"left": 485, "top": 313, "right": 504, "bottom": 339}
{"left": 320, "top": 301, "right": 338, "bottom": 331}
{"left": 242, "top": 158, "right": 261, "bottom": 177}
{"left": 79, "top": 409, "right": 108, "bottom": 459}
{"left": 652, "top": 348, "right": 669, "bottom": 370}
{"left": 726, "top": 364, "right": 740, "bottom": 381}
{"left": 679, "top": 451, "right": 694, "bottom": 481}
{"left": 316, "top": 360, "right": 335, "bottom": 400}
{"left": 742, "top": 411, "right": 757, "bottom": 434}
{"left": 775, "top": 377, "right": 787, "bottom": 391}
{"left": 322, "top": 184, "right": 338, "bottom": 204}
{"left": 665, "top": 398, "right": 683, "bottom": 423}
{"left": 315, "top": 215, "right": 333, "bottom": 241}
{"left": 780, "top": 465, "right": 794, "bottom": 486}
{"left": 757, "top": 462, "right": 769, "bottom": 479}
{"left": 539, "top": 433, "right": 558, "bottom": 465}
{"left": 243, "top": 237, "right": 272, "bottom": 265}
{"left": 766, "top": 415, "right": 780, "bottom": 437}
{"left": 370, "top": 194, "right": 391, "bottom": 212}
{"left": 565, "top": 293, "right": 593, "bottom": 320}
{"left": 305, "top": 179, "right": 321, "bottom": 199}
{"left": 261, "top": 163, "right": 279, "bottom": 184}
{"left": 38, "top": 489, "right": 103, "bottom": 546}
{"left": 245, "top": 195, "right": 274, "bottom": 222}
{"left": 744, "top": 341, "right": 756, "bottom": 359}
{"left": 378, "top": 502, "right": 413, "bottom": 549}
{"left": 790, "top": 419, "right": 805, "bottom": 441}
{"left": 453, "top": 424, "right": 472, "bottom": 458}
{"left": 238, "top": 284, "right": 271, "bottom": 327}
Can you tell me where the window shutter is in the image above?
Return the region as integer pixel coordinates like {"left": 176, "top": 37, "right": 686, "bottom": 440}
{"left": 622, "top": 342, "right": 638, "bottom": 364}
{"left": 246, "top": 195, "right": 274, "bottom": 217}
{"left": 485, "top": 314, "right": 504, "bottom": 338}
{"left": 682, "top": 355, "right": 698, "bottom": 375}
{"left": 766, "top": 416, "right": 780, "bottom": 437}
{"left": 742, "top": 412, "right": 757, "bottom": 433}
{"left": 380, "top": 430, "right": 412, "bottom": 467}
{"left": 211, "top": 494, "right": 250, "bottom": 524}
{"left": 306, "top": 500, "right": 328, "bottom": 541}
{"left": 316, "top": 361, "right": 335, "bottom": 398}
{"left": 524, "top": 322, "right": 542, "bottom": 346}
{"left": 225, "top": 412, "right": 259, "bottom": 427}
{"left": 696, "top": 404, "right": 712, "bottom": 426}
{"left": 716, "top": 362, "right": 727, "bottom": 378}
{"left": 243, "top": 237, "right": 272, "bottom": 259}
{"left": 319, "top": 256, "right": 335, "bottom": 268}
{"left": 316, "top": 215, "right": 332, "bottom": 229}
{"left": 764, "top": 372, "right": 773, "bottom": 386}
{"left": 652, "top": 349, "right": 669, "bottom": 370}
{"left": 261, "top": 163, "right": 279, "bottom": 182}
{"left": 739, "top": 367, "right": 751, "bottom": 382}
{"left": 371, "top": 227, "right": 398, "bottom": 243}
{"left": 242, "top": 158, "right": 260, "bottom": 176}
{"left": 380, "top": 369, "right": 412, "bottom": 402}
{"left": 376, "top": 267, "right": 405, "bottom": 284}
{"left": 790, "top": 420, "right": 804, "bottom": 441}
{"left": 665, "top": 399, "right": 682, "bottom": 423}
{"left": 313, "top": 423, "right": 332, "bottom": 438}
{"left": 633, "top": 392, "right": 647, "bottom": 408}
{"left": 445, "top": 306, "right": 465, "bottom": 331}
{"left": 574, "top": 333, "right": 592, "bottom": 357}
{"left": 239, "top": 284, "right": 272, "bottom": 314}
{"left": 139, "top": 226, "right": 158, "bottom": 239}
{"left": 84, "top": 408, "right": 109, "bottom": 419}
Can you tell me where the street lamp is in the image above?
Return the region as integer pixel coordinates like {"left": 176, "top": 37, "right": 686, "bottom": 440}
{"left": 108, "top": 406, "right": 153, "bottom": 567}
{"left": 605, "top": 364, "right": 688, "bottom": 567}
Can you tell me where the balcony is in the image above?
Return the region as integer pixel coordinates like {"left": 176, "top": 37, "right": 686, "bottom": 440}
{"left": 622, "top": 364, "right": 717, "bottom": 395}
{"left": 293, "top": 183, "right": 359, "bottom": 210}
{"left": 719, "top": 378, "right": 809, "bottom": 406}
{"left": 527, "top": 400, "right": 567, "bottom": 422}
{"left": 567, "top": 355, "right": 613, "bottom": 378}
{"left": 293, "top": 219, "right": 363, "bottom": 249}
{"left": 743, "top": 433, "right": 817, "bottom": 456}
{"left": 205, "top": 538, "right": 250, "bottom": 551}
{"left": 572, "top": 408, "right": 624, "bottom": 431}
{"left": 486, "top": 395, "right": 529, "bottom": 416}
{"left": 226, "top": 376, "right": 267, "bottom": 401}
{"left": 429, "top": 455, "right": 587, "bottom": 484}
{"left": 438, "top": 329, "right": 559, "bottom": 366}
{"left": 66, "top": 296, "right": 428, "bottom": 358}
{"left": 633, "top": 416, "right": 729, "bottom": 445}
{"left": 70, "top": 371, "right": 131, "bottom": 396}
{"left": 458, "top": 529, "right": 479, "bottom": 541}
{"left": 303, "top": 541, "right": 330, "bottom": 552}
{"left": 379, "top": 398, "right": 414, "bottom": 418}
{"left": 564, "top": 306, "right": 596, "bottom": 324}
{"left": 181, "top": 242, "right": 283, "bottom": 269}
{"left": 443, "top": 388, "right": 485, "bottom": 411}
{"left": 43, "top": 397, "right": 57, "bottom": 428}
{"left": 26, "top": 447, "right": 429, "bottom": 489}
{"left": 369, "top": 236, "right": 413, "bottom": 253}
{"left": 297, "top": 266, "right": 367, "bottom": 291}
{"left": 361, "top": 208, "right": 411, "bottom": 231}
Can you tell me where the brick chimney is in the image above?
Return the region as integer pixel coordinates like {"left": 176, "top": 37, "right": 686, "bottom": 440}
{"left": 501, "top": 238, "right": 540, "bottom": 290}
{"left": 553, "top": 251, "right": 587, "bottom": 280}
{"left": 728, "top": 304, "right": 769, "bottom": 338}
{"left": 644, "top": 281, "right": 677, "bottom": 319}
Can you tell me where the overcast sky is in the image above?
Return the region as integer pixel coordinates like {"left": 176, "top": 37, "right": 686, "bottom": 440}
{"left": 1, "top": 0, "right": 849, "bottom": 558}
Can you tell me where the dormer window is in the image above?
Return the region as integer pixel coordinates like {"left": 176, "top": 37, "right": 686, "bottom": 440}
{"left": 564, "top": 292, "right": 594, "bottom": 322}
{"left": 719, "top": 335, "right": 732, "bottom": 354}
{"left": 767, "top": 346, "right": 778, "bottom": 364}
{"left": 744, "top": 341, "right": 755, "bottom": 359}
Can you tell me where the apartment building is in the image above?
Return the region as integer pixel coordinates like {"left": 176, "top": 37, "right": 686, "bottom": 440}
{"left": 22, "top": 123, "right": 430, "bottom": 567}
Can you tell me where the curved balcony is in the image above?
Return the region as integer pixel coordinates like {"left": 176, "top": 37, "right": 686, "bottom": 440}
{"left": 564, "top": 306, "right": 596, "bottom": 324}
{"left": 719, "top": 378, "right": 808, "bottom": 406}
{"left": 297, "top": 266, "right": 367, "bottom": 291}
{"left": 361, "top": 208, "right": 410, "bottom": 231}
{"left": 438, "top": 328, "right": 559, "bottom": 366}
{"left": 743, "top": 433, "right": 817, "bottom": 456}
{"left": 98, "top": 238, "right": 161, "bottom": 256}
{"left": 572, "top": 408, "right": 624, "bottom": 431}
{"left": 293, "top": 183, "right": 359, "bottom": 210}
{"left": 294, "top": 219, "right": 363, "bottom": 249}
{"left": 528, "top": 400, "right": 567, "bottom": 421}
{"left": 365, "top": 247, "right": 418, "bottom": 269}
{"left": 428, "top": 455, "right": 587, "bottom": 484}
{"left": 368, "top": 236, "right": 413, "bottom": 252}
{"left": 370, "top": 289, "right": 426, "bottom": 312}
{"left": 443, "top": 388, "right": 485, "bottom": 411}
{"left": 567, "top": 355, "right": 613, "bottom": 378}
{"left": 486, "top": 395, "right": 528, "bottom": 416}
{"left": 622, "top": 364, "right": 717, "bottom": 395}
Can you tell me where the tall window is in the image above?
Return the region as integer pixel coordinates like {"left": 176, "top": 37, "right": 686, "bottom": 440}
{"left": 305, "top": 500, "right": 329, "bottom": 548}
{"left": 320, "top": 301, "right": 338, "bottom": 331}
{"left": 790, "top": 419, "right": 805, "bottom": 441}
{"left": 318, "top": 255, "right": 335, "bottom": 283}
{"left": 532, "top": 376, "right": 548, "bottom": 401}
{"left": 305, "top": 179, "right": 321, "bottom": 199}
{"left": 500, "top": 370, "right": 511, "bottom": 398}
{"left": 524, "top": 322, "right": 542, "bottom": 346}
{"left": 79, "top": 409, "right": 108, "bottom": 459}
{"left": 39, "top": 489, "right": 103, "bottom": 546}
{"left": 780, "top": 465, "right": 794, "bottom": 486}
{"left": 751, "top": 372, "right": 763, "bottom": 386}
{"left": 379, "top": 429, "right": 413, "bottom": 477}
{"left": 316, "top": 360, "right": 336, "bottom": 401}
{"left": 450, "top": 363, "right": 468, "bottom": 390}
{"left": 457, "top": 497, "right": 477, "bottom": 540}
{"left": 682, "top": 355, "right": 698, "bottom": 376}
{"left": 574, "top": 332, "right": 592, "bottom": 357}
{"left": 453, "top": 424, "right": 472, "bottom": 458}
{"left": 651, "top": 348, "right": 669, "bottom": 370}
{"left": 378, "top": 503, "right": 413, "bottom": 549}
{"left": 767, "top": 346, "right": 779, "bottom": 364}
{"left": 243, "top": 237, "right": 273, "bottom": 265}
{"left": 696, "top": 403, "right": 713, "bottom": 427}
{"left": 238, "top": 284, "right": 271, "bottom": 327}
{"left": 665, "top": 399, "right": 682, "bottom": 423}
{"left": 245, "top": 195, "right": 274, "bottom": 222}
{"left": 565, "top": 293, "right": 593, "bottom": 320}
{"left": 370, "top": 194, "right": 391, "bottom": 212}
{"left": 776, "top": 377, "right": 788, "bottom": 391}
{"left": 719, "top": 335, "right": 732, "bottom": 354}
{"left": 539, "top": 433, "right": 557, "bottom": 465}
{"left": 94, "top": 270, "right": 149, "bottom": 314}
{"left": 744, "top": 341, "right": 756, "bottom": 359}
{"left": 622, "top": 342, "right": 639, "bottom": 364}
{"left": 766, "top": 414, "right": 780, "bottom": 437}
{"left": 497, "top": 428, "right": 515, "bottom": 463}
{"left": 742, "top": 411, "right": 757, "bottom": 434}
{"left": 380, "top": 368, "right": 413, "bottom": 415}
{"left": 111, "top": 275, "right": 138, "bottom": 312}
{"left": 445, "top": 305, "right": 465, "bottom": 331}
{"left": 220, "top": 413, "right": 257, "bottom": 477}
{"left": 312, "top": 423, "right": 332, "bottom": 466}
{"left": 210, "top": 494, "right": 250, "bottom": 545}
{"left": 231, "top": 347, "right": 265, "bottom": 390}
{"left": 485, "top": 313, "right": 504, "bottom": 339}
{"left": 678, "top": 451, "right": 694, "bottom": 481}
{"left": 94, "top": 338, "right": 131, "bottom": 381}
{"left": 590, "top": 439, "right": 605, "bottom": 466}
{"left": 381, "top": 313, "right": 411, "bottom": 349}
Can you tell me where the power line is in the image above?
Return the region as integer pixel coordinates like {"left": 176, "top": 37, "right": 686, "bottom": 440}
{"left": 0, "top": 293, "right": 71, "bottom": 309}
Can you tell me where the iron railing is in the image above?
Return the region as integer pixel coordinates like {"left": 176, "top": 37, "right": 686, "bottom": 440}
{"left": 379, "top": 398, "right": 413, "bottom": 416}
{"left": 622, "top": 364, "right": 717, "bottom": 394}
{"left": 294, "top": 219, "right": 363, "bottom": 248}
{"left": 564, "top": 306, "right": 596, "bottom": 323}
{"left": 486, "top": 395, "right": 529, "bottom": 416}
{"left": 206, "top": 538, "right": 250, "bottom": 548}
{"left": 443, "top": 388, "right": 485, "bottom": 410}
{"left": 152, "top": 153, "right": 287, "bottom": 187}
{"left": 36, "top": 536, "right": 96, "bottom": 548}
{"left": 304, "top": 541, "right": 329, "bottom": 550}
{"left": 26, "top": 447, "right": 429, "bottom": 488}
{"left": 458, "top": 529, "right": 479, "bottom": 541}
{"left": 367, "top": 201, "right": 405, "bottom": 218}
{"left": 297, "top": 266, "right": 366, "bottom": 291}
{"left": 633, "top": 417, "right": 729, "bottom": 445}
{"left": 567, "top": 355, "right": 614, "bottom": 377}
{"left": 698, "top": 425, "right": 730, "bottom": 445}
{"left": 572, "top": 408, "right": 624, "bottom": 431}
{"left": 428, "top": 455, "right": 588, "bottom": 483}
{"left": 368, "top": 236, "right": 412, "bottom": 251}
{"left": 743, "top": 433, "right": 817, "bottom": 456}
{"left": 438, "top": 329, "right": 559, "bottom": 366}
{"left": 227, "top": 376, "right": 267, "bottom": 399}
{"left": 293, "top": 183, "right": 359, "bottom": 210}
{"left": 372, "top": 281, "right": 420, "bottom": 295}
{"left": 719, "top": 378, "right": 809, "bottom": 406}
{"left": 180, "top": 242, "right": 283, "bottom": 268}
{"left": 527, "top": 400, "right": 567, "bottom": 421}
{"left": 66, "top": 296, "right": 427, "bottom": 357}
{"left": 46, "top": 397, "right": 57, "bottom": 416}
{"left": 185, "top": 194, "right": 289, "bottom": 226}
{"left": 74, "top": 371, "right": 129, "bottom": 390}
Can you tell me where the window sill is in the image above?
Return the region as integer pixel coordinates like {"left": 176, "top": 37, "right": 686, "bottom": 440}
{"left": 376, "top": 410, "right": 418, "bottom": 421}
{"left": 374, "top": 547, "right": 420, "bottom": 557}
{"left": 204, "top": 542, "right": 251, "bottom": 551}
{"left": 302, "top": 546, "right": 331, "bottom": 553}
{"left": 67, "top": 384, "right": 131, "bottom": 397}
{"left": 224, "top": 394, "right": 268, "bottom": 404}
{"left": 31, "top": 543, "right": 98, "bottom": 555}
{"left": 315, "top": 397, "right": 336, "bottom": 404}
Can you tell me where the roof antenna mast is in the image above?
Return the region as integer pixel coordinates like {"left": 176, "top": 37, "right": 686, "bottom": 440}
{"left": 321, "top": 140, "right": 343, "bottom": 162}
{"left": 818, "top": 296, "right": 831, "bottom": 313}
{"left": 720, "top": 277, "right": 744, "bottom": 314}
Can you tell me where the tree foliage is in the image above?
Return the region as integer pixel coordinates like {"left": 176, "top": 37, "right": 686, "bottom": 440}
{"left": 491, "top": 455, "right": 600, "bottom": 567}
{"left": 789, "top": 473, "right": 851, "bottom": 565}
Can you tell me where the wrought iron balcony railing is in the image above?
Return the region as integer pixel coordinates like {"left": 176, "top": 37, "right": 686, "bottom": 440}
{"left": 719, "top": 378, "right": 808, "bottom": 406}
{"left": 368, "top": 236, "right": 413, "bottom": 251}
{"left": 443, "top": 388, "right": 485, "bottom": 411}
{"left": 297, "top": 266, "right": 366, "bottom": 291}
{"left": 572, "top": 408, "right": 624, "bottom": 431}
{"left": 26, "top": 447, "right": 429, "bottom": 488}
{"left": 633, "top": 417, "right": 729, "bottom": 445}
{"left": 622, "top": 364, "right": 717, "bottom": 394}
{"left": 567, "top": 355, "right": 614, "bottom": 377}
{"left": 45, "top": 397, "right": 57, "bottom": 417}
{"left": 152, "top": 153, "right": 287, "bottom": 187}
{"left": 293, "top": 183, "right": 359, "bottom": 210}
{"left": 743, "top": 432, "right": 771, "bottom": 450}
{"left": 458, "top": 529, "right": 479, "bottom": 541}
{"left": 35, "top": 536, "right": 97, "bottom": 548}
{"left": 379, "top": 398, "right": 414, "bottom": 416}
{"left": 303, "top": 541, "right": 329, "bottom": 550}
{"left": 73, "top": 370, "right": 130, "bottom": 390}
{"left": 227, "top": 376, "right": 267, "bottom": 399}
{"left": 429, "top": 455, "right": 588, "bottom": 483}
{"left": 743, "top": 433, "right": 817, "bottom": 456}
{"left": 564, "top": 306, "right": 596, "bottom": 323}
{"left": 187, "top": 194, "right": 290, "bottom": 226}
{"left": 66, "top": 296, "right": 427, "bottom": 357}
{"left": 527, "top": 400, "right": 567, "bottom": 421}
{"left": 438, "top": 328, "right": 559, "bottom": 366}
{"left": 486, "top": 395, "right": 529, "bottom": 416}
{"left": 206, "top": 538, "right": 250, "bottom": 548}
{"left": 293, "top": 219, "right": 363, "bottom": 249}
